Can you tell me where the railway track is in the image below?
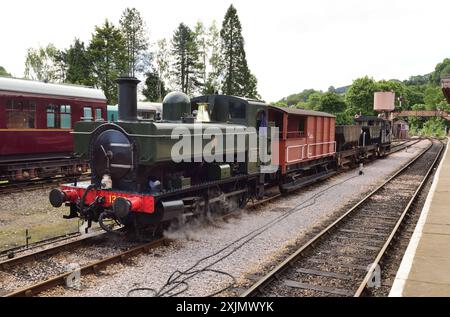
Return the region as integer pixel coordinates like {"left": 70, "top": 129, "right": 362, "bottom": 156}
{"left": 0, "top": 174, "right": 90, "bottom": 196}
{"left": 242, "top": 138, "right": 444, "bottom": 297}
{"left": 0, "top": 138, "right": 424, "bottom": 297}
{"left": 0, "top": 232, "right": 170, "bottom": 297}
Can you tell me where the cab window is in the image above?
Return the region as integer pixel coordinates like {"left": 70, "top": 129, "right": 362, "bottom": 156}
{"left": 229, "top": 102, "right": 246, "bottom": 120}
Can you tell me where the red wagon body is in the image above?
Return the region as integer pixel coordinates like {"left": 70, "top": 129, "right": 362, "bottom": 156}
{"left": 268, "top": 106, "right": 336, "bottom": 175}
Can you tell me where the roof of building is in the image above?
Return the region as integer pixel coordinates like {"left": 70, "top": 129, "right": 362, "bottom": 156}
{"left": 0, "top": 76, "right": 106, "bottom": 101}
{"left": 269, "top": 105, "right": 335, "bottom": 118}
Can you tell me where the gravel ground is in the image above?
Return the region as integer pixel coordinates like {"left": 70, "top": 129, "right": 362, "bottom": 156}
{"left": 0, "top": 188, "right": 79, "bottom": 251}
{"left": 42, "top": 140, "right": 430, "bottom": 297}
{"left": 0, "top": 233, "right": 141, "bottom": 294}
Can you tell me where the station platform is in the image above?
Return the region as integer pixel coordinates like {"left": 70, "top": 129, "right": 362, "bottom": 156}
{"left": 390, "top": 138, "right": 450, "bottom": 296}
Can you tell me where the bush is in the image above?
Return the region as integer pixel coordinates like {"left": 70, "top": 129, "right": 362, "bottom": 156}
{"left": 335, "top": 112, "right": 354, "bottom": 125}
{"left": 420, "top": 117, "right": 446, "bottom": 137}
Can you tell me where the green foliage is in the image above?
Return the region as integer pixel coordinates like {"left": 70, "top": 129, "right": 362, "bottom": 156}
{"left": 280, "top": 57, "right": 450, "bottom": 117}
{"left": 317, "top": 92, "right": 346, "bottom": 113}
{"left": 0, "top": 66, "right": 11, "bottom": 77}
{"left": 119, "top": 7, "right": 149, "bottom": 77}
{"left": 205, "top": 20, "right": 222, "bottom": 94}
{"left": 220, "top": 5, "right": 259, "bottom": 98}
{"left": 431, "top": 58, "right": 450, "bottom": 84}
{"left": 305, "top": 92, "right": 322, "bottom": 110}
{"left": 345, "top": 76, "right": 377, "bottom": 115}
{"left": 88, "top": 20, "right": 127, "bottom": 104}
{"left": 194, "top": 21, "right": 208, "bottom": 91}
{"left": 271, "top": 101, "right": 288, "bottom": 107}
{"left": 142, "top": 71, "right": 167, "bottom": 102}
{"left": 411, "top": 104, "right": 426, "bottom": 111}
{"left": 65, "top": 39, "right": 92, "bottom": 85}
{"left": 335, "top": 111, "right": 354, "bottom": 125}
{"left": 421, "top": 117, "right": 446, "bottom": 137}
{"left": 24, "top": 43, "right": 63, "bottom": 82}
{"left": 376, "top": 80, "right": 408, "bottom": 110}
{"left": 405, "top": 86, "right": 425, "bottom": 109}
{"left": 407, "top": 116, "right": 421, "bottom": 135}
{"left": 171, "top": 23, "right": 202, "bottom": 95}
{"left": 153, "top": 39, "right": 170, "bottom": 101}
{"left": 404, "top": 74, "right": 431, "bottom": 86}
{"left": 282, "top": 89, "right": 319, "bottom": 106}
{"left": 423, "top": 86, "right": 447, "bottom": 110}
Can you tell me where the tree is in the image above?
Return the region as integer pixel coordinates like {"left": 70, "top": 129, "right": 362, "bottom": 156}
{"left": 281, "top": 89, "right": 318, "bottom": 106}
{"left": 345, "top": 76, "right": 377, "bottom": 115}
{"left": 205, "top": 20, "right": 222, "bottom": 94}
{"left": 404, "top": 74, "right": 431, "bottom": 86}
{"left": 318, "top": 92, "right": 346, "bottom": 113}
{"left": 376, "top": 80, "right": 408, "bottom": 110}
{"left": 421, "top": 117, "right": 446, "bottom": 137}
{"left": 88, "top": 20, "right": 127, "bottom": 104}
{"left": 142, "top": 71, "right": 167, "bottom": 102}
{"left": 171, "top": 23, "right": 201, "bottom": 95}
{"left": 405, "top": 86, "right": 425, "bottom": 109}
{"left": 119, "top": 8, "right": 149, "bottom": 77}
{"left": 431, "top": 58, "right": 450, "bottom": 84}
{"left": 0, "top": 66, "right": 11, "bottom": 77}
{"left": 65, "top": 38, "right": 92, "bottom": 85}
{"left": 194, "top": 21, "right": 208, "bottom": 91}
{"left": 24, "top": 43, "right": 62, "bottom": 82}
{"left": 423, "top": 86, "right": 447, "bottom": 110}
{"left": 305, "top": 92, "right": 323, "bottom": 110}
{"left": 220, "top": 5, "right": 258, "bottom": 98}
{"left": 153, "top": 39, "right": 170, "bottom": 101}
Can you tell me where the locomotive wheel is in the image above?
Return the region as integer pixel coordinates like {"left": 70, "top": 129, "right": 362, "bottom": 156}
{"left": 237, "top": 189, "right": 248, "bottom": 209}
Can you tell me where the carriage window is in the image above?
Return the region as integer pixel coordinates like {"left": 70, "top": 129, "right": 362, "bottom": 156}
{"left": 47, "top": 105, "right": 57, "bottom": 128}
{"left": 6, "top": 100, "right": 36, "bottom": 129}
{"left": 95, "top": 108, "right": 102, "bottom": 120}
{"left": 229, "top": 102, "right": 246, "bottom": 120}
{"left": 60, "top": 105, "right": 71, "bottom": 128}
{"left": 83, "top": 107, "right": 93, "bottom": 120}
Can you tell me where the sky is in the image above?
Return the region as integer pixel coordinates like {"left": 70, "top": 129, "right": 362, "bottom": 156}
{"left": 1, "top": 0, "right": 449, "bottom": 102}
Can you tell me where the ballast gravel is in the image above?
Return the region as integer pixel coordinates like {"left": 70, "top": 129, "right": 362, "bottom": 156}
{"left": 47, "top": 140, "right": 430, "bottom": 297}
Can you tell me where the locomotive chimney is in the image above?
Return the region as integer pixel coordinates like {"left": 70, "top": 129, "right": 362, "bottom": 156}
{"left": 117, "top": 77, "right": 140, "bottom": 121}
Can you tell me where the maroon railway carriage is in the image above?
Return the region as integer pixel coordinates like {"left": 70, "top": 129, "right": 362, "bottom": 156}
{"left": 0, "top": 77, "right": 107, "bottom": 181}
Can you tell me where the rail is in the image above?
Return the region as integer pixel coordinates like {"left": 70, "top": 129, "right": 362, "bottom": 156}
{"left": 242, "top": 139, "right": 444, "bottom": 297}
